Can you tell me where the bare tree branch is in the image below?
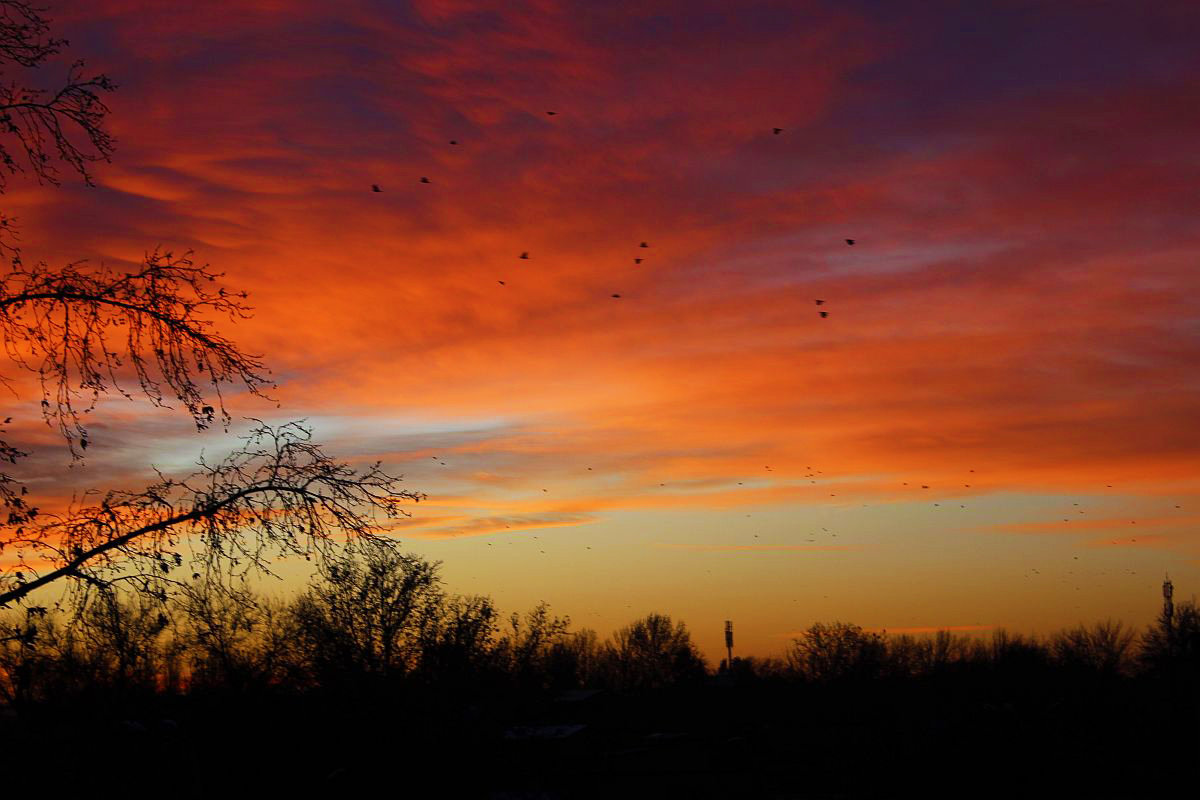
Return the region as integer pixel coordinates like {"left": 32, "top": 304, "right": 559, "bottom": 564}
{"left": 0, "top": 249, "right": 275, "bottom": 456}
{"left": 0, "top": 421, "right": 424, "bottom": 607}
{"left": 0, "top": 1, "right": 63, "bottom": 69}
{"left": 0, "top": 1, "right": 115, "bottom": 263}
{"left": 0, "top": 1, "right": 115, "bottom": 194}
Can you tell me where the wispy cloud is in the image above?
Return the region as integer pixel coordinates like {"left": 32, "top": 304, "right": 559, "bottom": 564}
{"left": 397, "top": 512, "right": 598, "bottom": 539}
{"left": 652, "top": 543, "right": 862, "bottom": 553}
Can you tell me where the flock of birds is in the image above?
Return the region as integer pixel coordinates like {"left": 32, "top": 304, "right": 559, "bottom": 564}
{"left": 371, "top": 116, "right": 848, "bottom": 319}
{"left": 431, "top": 437, "right": 1186, "bottom": 617}
{"left": 377, "top": 111, "right": 1188, "bottom": 618}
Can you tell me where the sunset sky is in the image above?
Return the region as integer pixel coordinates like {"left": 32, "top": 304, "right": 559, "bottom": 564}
{"left": 5, "top": 0, "right": 1199, "bottom": 659}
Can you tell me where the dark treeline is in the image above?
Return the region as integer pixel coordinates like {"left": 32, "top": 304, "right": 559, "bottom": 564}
{"left": 2, "top": 548, "right": 1198, "bottom": 798}
{"left": 0, "top": 544, "right": 709, "bottom": 704}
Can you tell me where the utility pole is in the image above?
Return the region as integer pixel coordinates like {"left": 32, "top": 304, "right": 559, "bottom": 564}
{"left": 724, "top": 619, "right": 734, "bottom": 670}
{"left": 1163, "top": 574, "right": 1175, "bottom": 634}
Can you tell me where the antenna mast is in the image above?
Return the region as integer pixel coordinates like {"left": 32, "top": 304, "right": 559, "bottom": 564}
{"left": 1163, "top": 574, "right": 1175, "bottom": 632}
{"left": 724, "top": 619, "right": 734, "bottom": 670}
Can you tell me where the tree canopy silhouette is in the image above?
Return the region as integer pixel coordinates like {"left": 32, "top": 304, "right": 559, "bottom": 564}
{"left": 290, "top": 540, "right": 441, "bottom": 683}
{"left": 606, "top": 612, "right": 706, "bottom": 690}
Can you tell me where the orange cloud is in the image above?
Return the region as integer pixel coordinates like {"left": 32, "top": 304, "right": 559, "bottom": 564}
{"left": 986, "top": 514, "right": 1200, "bottom": 536}
{"left": 2, "top": 1, "right": 1198, "bottom": 650}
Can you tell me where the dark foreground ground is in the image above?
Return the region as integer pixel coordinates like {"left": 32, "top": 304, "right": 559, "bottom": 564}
{"left": 3, "top": 676, "right": 1196, "bottom": 799}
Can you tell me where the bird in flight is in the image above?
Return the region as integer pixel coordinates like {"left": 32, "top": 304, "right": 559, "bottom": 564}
{"left": 449, "top": 140, "right": 459, "bottom": 145}
{"left": 520, "top": 252, "right": 530, "bottom": 259}
{"left": 371, "top": 184, "right": 382, "bottom": 192}
{"left": 845, "top": 238, "right": 855, "bottom": 245}
{"left": 611, "top": 293, "right": 622, "bottom": 299}
{"left": 498, "top": 280, "right": 506, "bottom": 286}
{"left": 634, "top": 258, "right": 643, "bottom": 264}
{"left": 815, "top": 299, "right": 825, "bottom": 305}
{"left": 546, "top": 110, "right": 558, "bottom": 116}
{"left": 818, "top": 311, "right": 829, "bottom": 318}
{"left": 773, "top": 127, "right": 783, "bottom": 135}
{"left": 639, "top": 241, "right": 649, "bottom": 248}
{"left": 419, "top": 177, "right": 431, "bottom": 184}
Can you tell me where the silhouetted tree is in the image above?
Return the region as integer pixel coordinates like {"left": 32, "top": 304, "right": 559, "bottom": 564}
{"left": 72, "top": 589, "right": 169, "bottom": 693}
{"left": 719, "top": 654, "right": 789, "bottom": 684}
{"left": 1051, "top": 620, "right": 1136, "bottom": 678}
{"left": 495, "top": 601, "right": 571, "bottom": 689}
{"left": 1, "top": 588, "right": 184, "bottom": 705}
{"left": 290, "top": 543, "right": 441, "bottom": 685}
{"left": 417, "top": 593, "right": 499, "bottom": 684}
{"left": 544, "top": 627, "right": 603, "bottom": 689}
{"left": 604, "top": 612, "right": 706, "bottom": 690}
{"left": 880, "top": 630, "right": 979, "bottom": 678}
{"left": 177, "top": 582, "right": 295, "bottom": 692}
{"left": 0, "top": 602, "right": 52, "bottom": 706}
{"left": 786, "top": 621, "right": 886, "bottom": 682}
{"left": 987, "top": 629, "right": 1047, "bottom": 670}
{"left": 1141, "top": 598, "right": 1200, "bottom": 676}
